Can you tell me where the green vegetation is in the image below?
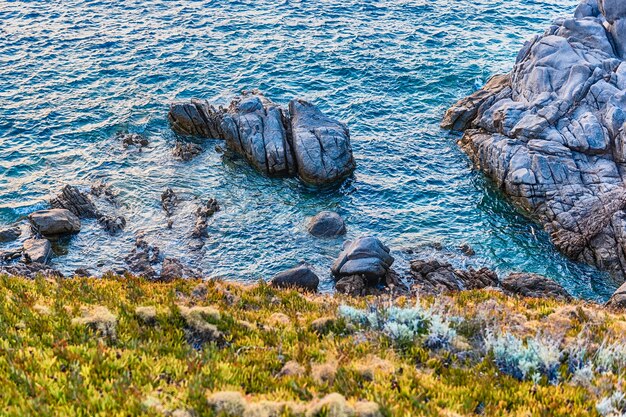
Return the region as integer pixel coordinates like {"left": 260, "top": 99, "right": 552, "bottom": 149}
{"left": 0, "top": 274, "right": 625, "bottom": 416}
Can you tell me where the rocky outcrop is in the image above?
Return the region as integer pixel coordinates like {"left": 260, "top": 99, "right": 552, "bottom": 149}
{"left": 51, "top": 185, "right": 98, "bottom": 218}
{"left": 270, "top": 265, "right": 320, "bottom": 291}
{"left": 22, "top": 238, "right": 53, "bottom": 264}
{"left": 607, "top": 280, "right": 626, "bottom": 308}
{"left": 409, "top": 259, "right": 499, "bottom": 293}
{"left": 168, "top": 92, "right": 355, "bottom": 185}
{"left": 161, "top": 188, "right": 178, "bottom": 217}
{"left": 172, "top": 142, "right": 203, "bottom": 161}
{"left": 50, "top": 185, "right": 125, "bottom": 235}
{"left": 192, "top": 198, "right": 220, "bottom": 239}
{"left": 159, "top": 258, "right": 197, "bottom": 282}
{"left": 0, "top": 262, "right": 62, "bottom": 279}
{"left": 501, "top": 273, "right": 572, "bottom": 301}
{"left": 307, "top": 211, "right": 346, "bottom": 238}
{"left": 442, "top": 0, "right": 626, "bottom": 281}
{"left": 331, "top": 237, "right": 394, "bottom": 286}
{"left": 125, "top": 235, "right": 161, "bottom": 278}
{"left": 28, "top": 209, "right": 81, "bottom": 236}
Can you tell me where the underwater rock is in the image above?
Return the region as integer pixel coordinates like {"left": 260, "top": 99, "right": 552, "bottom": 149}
{"left": 306, "top": 211, "right": 346, "bottom": 238}
{"left": 331, "top": 237, "right": 394, "bottom": 285}
{"left": 172, "top": 141, "right": 203, "bottom": 161}
{"left": 442, "top": 1, "right": 626, "bottom": 281}
{"left": 168, "top": 91, "right": 355, "bottom": 185}
{"left": 28, "top": 209, "right": 81, "bottom": 236}
{"left": 22, "top": 238, "right": 53, "bottom": 264}
{"left": 51, "top": 185, "right": 98, "bottom": 218}
{"left": 0, "top": 226, "right": 21, "bottom": 243}
{"left": 501, "top": 273, "right": 571, "bottom": 301}
{"left": 119, "top": 132, "right": 148, "bottom": 149}
{"left": 270, "top": 265, "right": 319, "bottom": 292}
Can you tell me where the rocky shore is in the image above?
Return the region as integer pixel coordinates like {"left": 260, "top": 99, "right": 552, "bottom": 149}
{"left": 443, "top": 0, "right": 626, "bottom": 283}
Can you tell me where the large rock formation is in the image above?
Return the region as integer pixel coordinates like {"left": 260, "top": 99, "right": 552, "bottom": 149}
{"left": 331, "top": 236, "right": 394, "bottom": 285}
{"left": 168, "top": 92, "right": 355, "bottom": 185}
{"left": 29, "top": 209, "right": 81, "bottom": 236}
{"left": 443, "top": 0, "right": 626, "bottom": 281}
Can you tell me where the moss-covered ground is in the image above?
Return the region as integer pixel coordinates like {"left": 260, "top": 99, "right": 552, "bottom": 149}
{"left": 1, "top": 274, "right": 625, "bottom": 416}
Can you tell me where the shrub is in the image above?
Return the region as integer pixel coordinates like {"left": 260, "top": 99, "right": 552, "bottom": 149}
{"left": 484, "top": 330, "right": 562, "bottom": 384}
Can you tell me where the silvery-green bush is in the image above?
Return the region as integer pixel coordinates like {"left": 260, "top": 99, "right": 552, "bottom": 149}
{"left": 484, "top": 330, "right": 562, "bottom": 384}
{"left": 338, "top": 304, "right": 456, "bottom": 348}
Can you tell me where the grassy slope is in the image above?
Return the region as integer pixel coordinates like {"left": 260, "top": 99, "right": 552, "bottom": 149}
{"left": 0, "top": 274, "right": 624, "bottom": 417}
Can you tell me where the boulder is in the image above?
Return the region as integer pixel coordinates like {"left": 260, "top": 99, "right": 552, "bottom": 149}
{"left": 98, "top": 215, "right": 126, "bottom": 234}
{"left": 125, "top": 235, "right": 160, "bottom": 278}
{"left": 50, "top": 185, "right": 98, "bottom": 218}
{"left": 28, "top": 209, "right": 81, "bottom": 236}
{"left": 307, "top": 211, "right": 346, "bottom": 238}
{"left": 159, "top": 258, "right": 197, "bottom": 282}
{"left": 22, "top": 238, "right": 53, "bottom": 264}
{"left": 168, "top": 92, "right": 355, "bottom": 185}
{"left": 270, "top": 265, "right": 319, "bottom": 292}
{"left": 606, "top": 281, "right": 626, "bottom": 308}
{"left": 335, "top": 275, "right": 366, "bottom": 296}
{"left": 501, "top": 273, "right": 571, "bottom": 300}
{"left": 119, "top": 132, "right": 148, "bottom": 149}
{"left": 161, "top": 188, "right": 178, "bottom": 217}
{"left": 442, "top": 2, "right": 626, "bottom": 281}
{"left": 0, "top": 226, "right": 21, "bottom": 243}
{"left": 409, "top": 259, "right": 499, "bottom": 293}
{"left": 331, "top": 237, "right": 394, "bottom": 285}
{"left": 0, "top": 262, "right": 62, "bottom": 279}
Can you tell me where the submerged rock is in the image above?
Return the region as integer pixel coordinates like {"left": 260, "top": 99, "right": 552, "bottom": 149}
{"left": 501, "top": 273, "right": 571, "bottom": 301}
{"left": 442, "top": 1, "right": 626, "bottom": 280}
{"left": 119, "top": 132, "right": 148, "bottom": 149}
{"left": 172, "top": 142, "right": 203, "bottom": 161}
{"left": 331, "top": 237, "right": 394, "bottom": 286}
{"left": 270, "top": 265, "right": 319, "bottom": 291}
{"left": 0, "top": 226, "right": 21, "bottom": 243}
{"left": 28, "top": 209, "right": 81, "bottom": 236}
{"left": 98, "top": 215, "right": 126, "bottom": 234}
{"left": 168, "top": 92, "right": 355, "bottom": 185}
{"left": 307, "top": 211, "right": 346, "bottom": 238}
{"left": 23, "top": 238, "right": 53, "bottom": 264}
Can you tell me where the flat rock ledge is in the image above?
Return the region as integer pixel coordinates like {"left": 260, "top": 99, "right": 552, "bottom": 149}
{"left": 442, "top": 0, "right": 626, "bottom": 281}
{"left": 168, "top": 91, "right": 356, "bottom": 185}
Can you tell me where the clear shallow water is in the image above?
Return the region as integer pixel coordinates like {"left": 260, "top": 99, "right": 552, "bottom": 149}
{"left": 0, "top": 0, "right": 615, "bottom": 301}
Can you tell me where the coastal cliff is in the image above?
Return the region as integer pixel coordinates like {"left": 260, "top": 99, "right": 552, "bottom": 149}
{"left": 443, "top": 0, "right": 626, "bottom": 282}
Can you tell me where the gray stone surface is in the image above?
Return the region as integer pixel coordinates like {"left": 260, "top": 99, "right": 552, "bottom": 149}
{"left": 501, "top": 273, "right": 571, "bottom": 300}
{"left": 443, "top": 1, "right": 626, "bottom": 280}
{"left": 51, "top": 185, "right": 98, "bottom": 218}
{"left": 23, "top": 238, "right": 53, "bottom": 264}
{"left": 270, "top": 265, "right": 320, "bottom": 291}
{"left": 0, "top": 226, "right": 21, "bottom": 243}
{"left": 307, "top": 211, "right": 347, "bottom": 238}
{"left": 409, "top": 259, "right": 499, "bottom": 293}
{"left": 28, "top": 209, "right": 81, "bottom": 236}
{"left": 168, "top": 92, "right": 355, "bottom": 185}
{"left": 331, "top": 236, "right": 394, "bottom": 284}
{"left": 607, "top": 280, "right": 626, "bottom": 308}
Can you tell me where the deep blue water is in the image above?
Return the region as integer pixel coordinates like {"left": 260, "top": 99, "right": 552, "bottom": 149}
{"left": 0, "top": 0, "right": 615, "bottom": 301}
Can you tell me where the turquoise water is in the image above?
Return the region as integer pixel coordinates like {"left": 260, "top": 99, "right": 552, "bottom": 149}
{"left": 0, "top": 0, "right": 614, "bottom": 301}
